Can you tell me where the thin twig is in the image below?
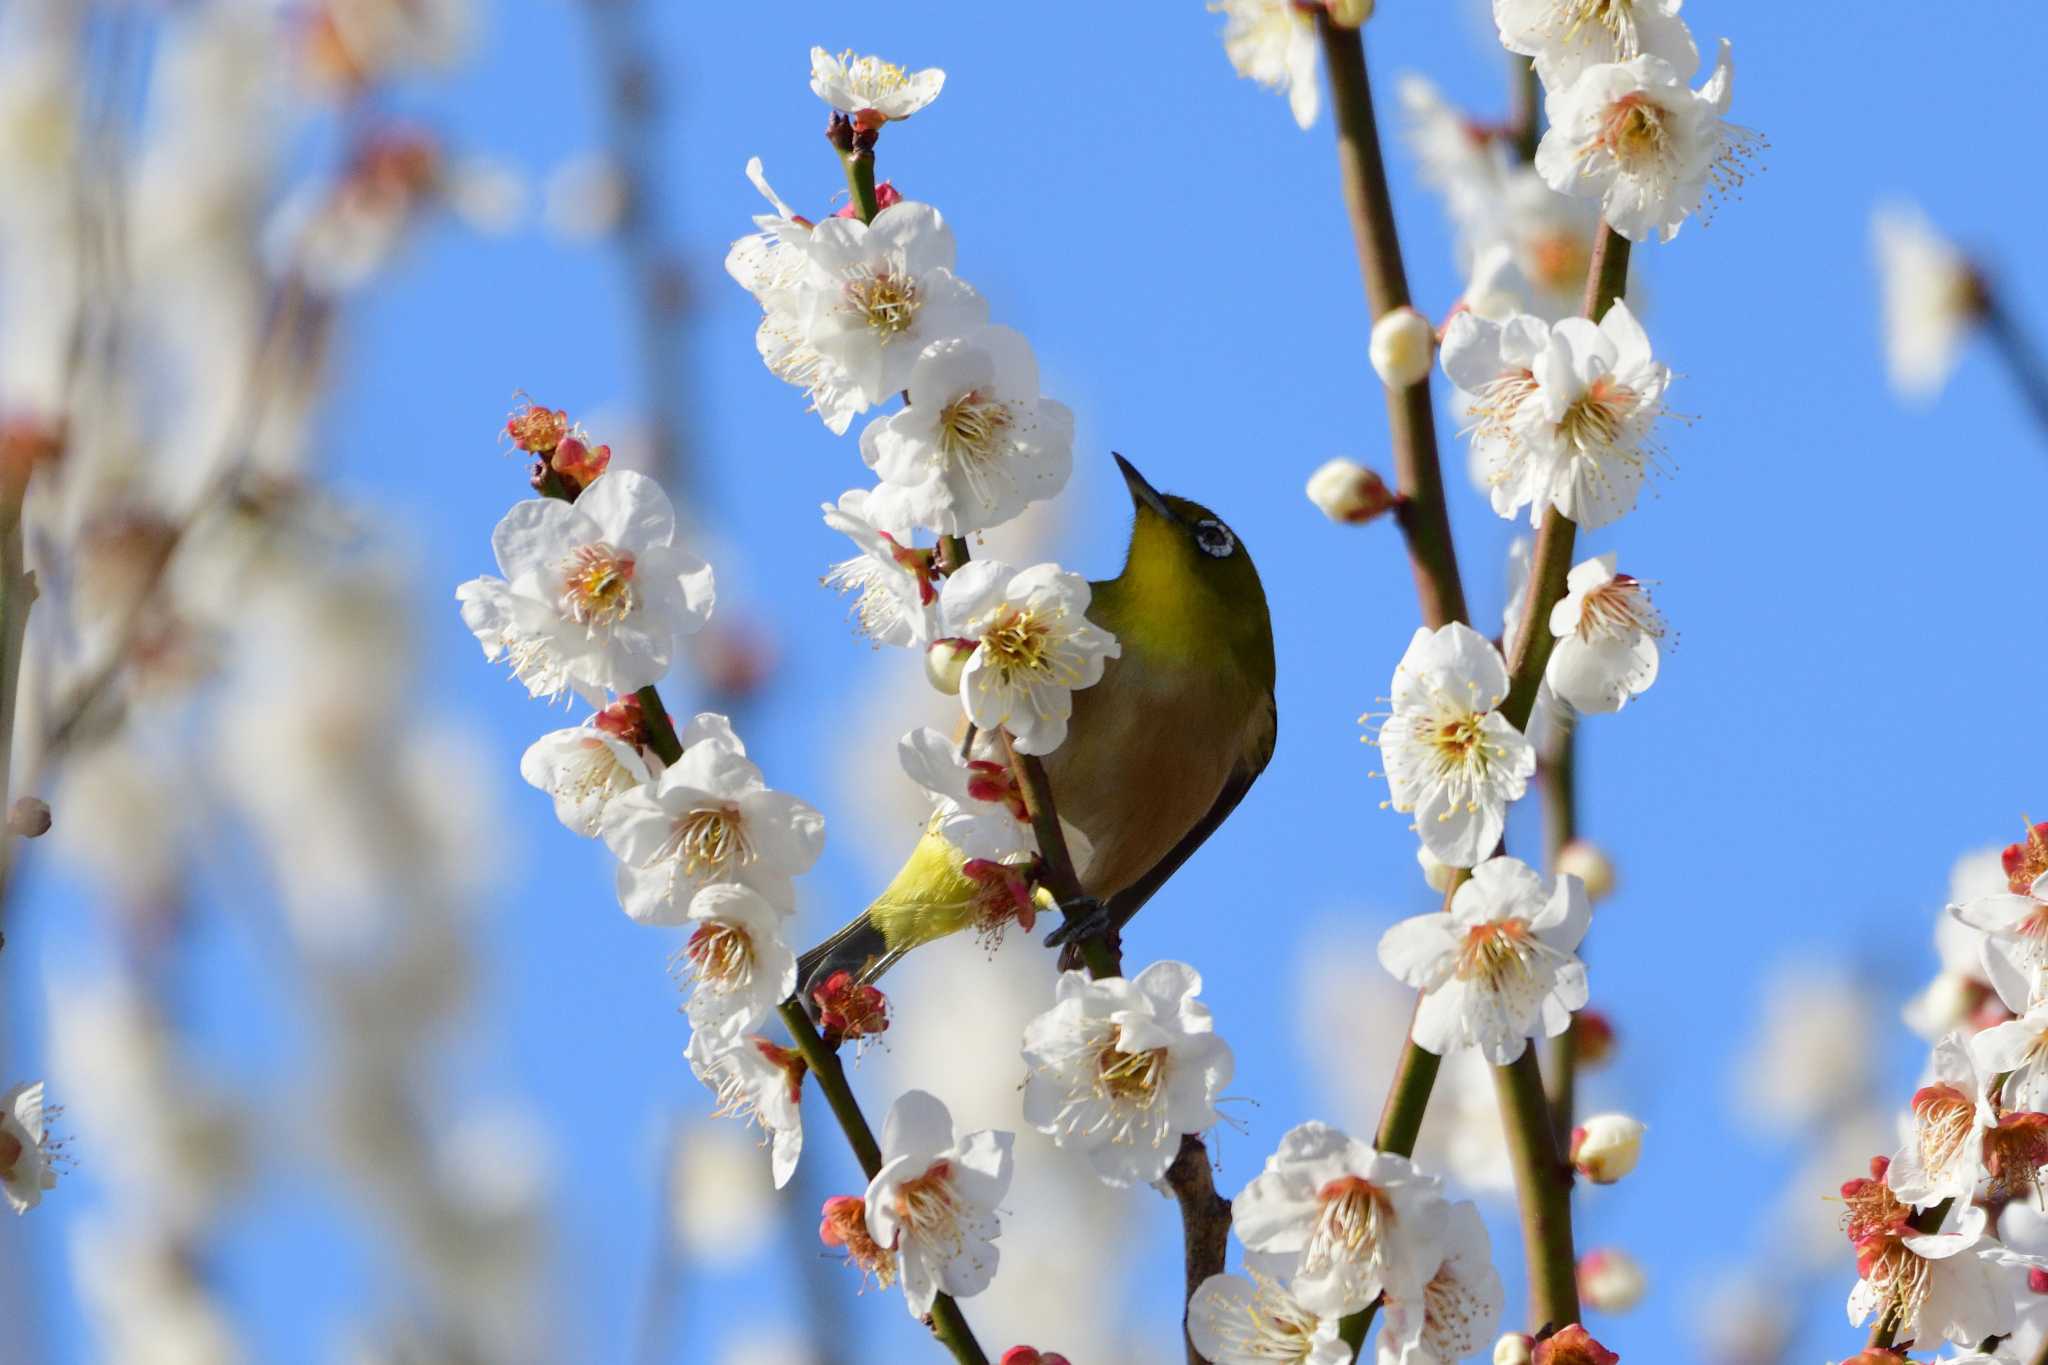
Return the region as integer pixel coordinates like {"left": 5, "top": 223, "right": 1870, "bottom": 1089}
{"left": 777, "top": 998, "right": 989, "bottom": 1364}
{"left": 1538, "top": 730, "right": 1579, "bottom": 1152}
{"left": 1316, "top": 14, "right": 1469, "bottom": 631}
{"left": 1983, "top": 292, "right": 2048, "bottom": 440}
{"left": 996, "top": 729, "right": 1122, "bottom": 981}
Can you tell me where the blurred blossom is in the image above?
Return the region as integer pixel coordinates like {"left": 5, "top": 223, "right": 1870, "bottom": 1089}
{"left": 268, "top": 127, "right": 447, "bottom": 293}
{"left": 716, "top": 1329, "right": 819, "bottom": 1365}
{"left": 543, "top": 154, "right": 629, "bottom": 243}
{"left": 446, "top": 157, "right": 530, "bottom": 236}
{"left": 1690, "top": 1269, "right": 1795, "bottom": 1365}
{"left": 1872, "top": 202, "right": 1985, "bottom": 404}
{"left": 71, "top": 1217, "right": 246, "bottom": 1365}
{"left": 1729, "top": 960, "right": 1880, "bottom": 1134}
{"left": 47, "top": 975, "right": 248, "bottom": 1234}
{"left": 302, "top": 0, "right": 473, "bottom": 89}
{"left": 669, "top": 1120, "right": 778, "bottom": 1266}
{"left": 49, "top": 738, "right": 188, "bottom": 910}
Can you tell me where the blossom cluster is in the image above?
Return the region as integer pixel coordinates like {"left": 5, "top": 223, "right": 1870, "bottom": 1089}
{"left": 1831, "top": 822, "right": 2048, "bottom": 1355}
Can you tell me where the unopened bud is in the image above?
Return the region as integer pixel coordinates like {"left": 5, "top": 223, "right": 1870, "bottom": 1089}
{"left": 7, "top": 797, "right": 50, "bottom": 838}
{"left": 2030, "top": 1266, "right": 2048, "bottom": 1295}
{"left": 1326, "top": 0, "right": 1375, "bottom": 25}
{"left": 1571, "top": 1009, "right": 1616, "bottom": 1069}
{"left": 551, "top": 432, "right": 611, "bottom": 493}
{"left": 1417, "top": 843, "right": 1456, "bottom": 893}
{"left": 1578, "top": 1247, "right": 1647, "bottom": 1313}
{"left": 925, "top": 637, "right": 977, "bottom": 695}
{"left": 1001, "top": 1350, "right": 1072, "bottom": 1365}
{"left": 1532, "top": 1326, "right": 1619, "bottom": 1365}
{"left": 1307, "top": 458, "right": 1398, "bottom": 526}
{"left": 1369, "top": 306, "right": 1435, "bottom": 388}
{"left": 825, "top": 112, "right": 856, "bottom": 154}
{"left": 1493, "top": 1334, "right": 1535, "bottom": 1365}
{"left": 835, "top": 182, "right": 903, "bottom": 218}
{"left": 1556, "top": 839, "right": 1615, "bottom": 903}
{"left": 1571, "top": 1113, "right": 1645, "bottom": 1185}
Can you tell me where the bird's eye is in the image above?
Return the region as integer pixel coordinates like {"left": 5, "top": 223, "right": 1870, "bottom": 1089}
{"left": 1193, "top": 520, "right": 1236, "bottom": 559}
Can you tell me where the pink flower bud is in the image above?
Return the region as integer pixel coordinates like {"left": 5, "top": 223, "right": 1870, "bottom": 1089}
{"left": 925, "top": 637, "right": 977, "bottom": 695}
{"left": 1305, "top": 458, "right": 1398, "bottom": 526}
{"left": 1570, "top": 1113, "right": 1643, "bottom": 1185}
{"left": 1532, "top": 1325, "right": 1619, "bottom": 1365}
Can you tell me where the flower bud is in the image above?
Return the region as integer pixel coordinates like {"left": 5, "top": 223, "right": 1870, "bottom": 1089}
{"left": 1533, "top": 1326, "right": 1619, "bottom": 1365}
{"left": 1577, "top": 1247, "right": 1647, "bottom": 1313}
{"left": 1571, "top": 1009, "right": 1616, "bottom": 1069}
{"left": 1369, "top": 306, "right": 1435, "bottom": 388}
{"left": 1571, "top": 1113, "right": 1645, "bottom": 1185}
{"left": 1326, "top": 0, "right": 1375, "bottom": 25}
{"left": 1493, "top": 1334, "right": 1535, "bottom": 1365}
{"left": 1001, "top": 1350, "right": 1072, "bottom": 1365}
{"left": 925, "top": 637, "right": 977, "bottom": 695}
{"left": 1416, "top": 843, "right": 1455, "bottom": 893}
{"left": 1556, "top": 839, "right": 1615, "bottom": 903}
{"left": 551, "top": 432, "right": 612, "bottom": 493}
{"left": 2030, "top": 1266, "right": 2048, "bottom": 1295}
{"left": 7, "top": 796, "right": 50, "bottom": 838}
{"left": 1306, "top": 458, "right": 1398, "bottom": 526}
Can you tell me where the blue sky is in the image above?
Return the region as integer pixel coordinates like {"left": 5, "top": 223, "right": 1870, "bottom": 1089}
{"left": 9, "top": 2, "right": 2048, "bottom": 1361}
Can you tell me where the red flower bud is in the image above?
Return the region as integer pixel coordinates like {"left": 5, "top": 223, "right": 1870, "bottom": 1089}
{"left": 1532, "top": 1324, "right": 1619, "bottom": 1365}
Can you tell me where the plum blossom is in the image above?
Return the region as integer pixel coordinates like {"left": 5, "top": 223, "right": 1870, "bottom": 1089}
{"left": 1189, "top": 1271, "right": 1348, "bottom": 1365}
{"left": 1442, "top": 300, "right": 1670, "bottom": 529}
{"left": 897, "top": 726, "right": 1037, "bottom": 863}
{"left": 1494, "top": 0, "right": 1698, "bottom": 93}
{"left": 457, "top": 470, "right": 715, "bottom": 701}
{"left": 678, "top": 884, "right": 799, "bottom": 1043}
{"left": 1889, "top": 1032, "right": 1995, "bottom": 1205}
{"left": 724, "top": 157, "right": 812, "bottom": 302}
{"left": 1536, "top": 41, "right": 1756, "bottom": 243}
{"left": 1210, "top": 0, "right": 1322, "bottom": 130}
{"left": 1848, "top": 1204, "right": 2045, "bottom": 1350}
{"left": 518, "top": 695, "right": 661, "bottom": 836}
{"left": 1971, "top": 1001, "right": 2048, "bottom": 1115}
{"left": 688, "top": 1033, "right": 805, "bottom": 1188}
{"left": 1233, "top": 1121, "right": 1449, "bottom": 1316}
{"left": 600, "top": 722, "right": 825, "bottom": 921}
{"left": 859, "top": 325, "right": 1075, "bottom": 536}
{"left": 809, "top": 48, "right": 944, "bottom": 127}
{"left": 864, "top": 1090, "right": 1014, "bottom": 1318}
{"left": 821, "top": 489, "right": 938, "bottom": 647}
{"left": 1, "top": 1081, "right": 59, "bottom": 1213}
{"left": 798, "top": 201, "right": 987, "bottom": 409}
{"left": 940, "top": 560, "right": 1121, "bottom": 756}
{"left": 1951, "top": 872, "right": 2048, "bottom": 1015}
{"left": 1545, "top": 553, "right": 1664, "bottom": 713}
{"left": 1377, "top": 1201, "right": 1505, "bottom": 1365}
{"left": 1019, "top": 961, "right": 1235, "bottom": 1187}
{"left": 1373, "top": 622, "right": 1535, "bottom": 868}
{"left": 1378, "top": 855, "right": 1591, "bottom": 1064}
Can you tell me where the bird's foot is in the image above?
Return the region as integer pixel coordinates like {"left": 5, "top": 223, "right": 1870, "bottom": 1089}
{"left": 1042, "top": 897, "right": 1110, "bottom": 948}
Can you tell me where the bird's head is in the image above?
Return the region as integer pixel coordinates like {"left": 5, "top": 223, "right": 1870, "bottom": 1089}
{"left": 1105, "top": 453, "right": 1274, "bottom": 683}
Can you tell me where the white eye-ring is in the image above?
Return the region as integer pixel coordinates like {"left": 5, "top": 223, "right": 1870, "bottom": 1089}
{"left": 1194, "top": 519, "right": 1236, "bottom": 559}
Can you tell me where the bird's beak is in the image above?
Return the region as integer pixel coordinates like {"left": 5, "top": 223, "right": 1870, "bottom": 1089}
{"left": 1113, "top": 452, "right": 1179, "bottom": 524}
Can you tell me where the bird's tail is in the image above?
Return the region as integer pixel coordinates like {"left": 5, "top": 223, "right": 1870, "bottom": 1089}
{"left": 794, "top": 911, "right": 908, "bottom": 1007}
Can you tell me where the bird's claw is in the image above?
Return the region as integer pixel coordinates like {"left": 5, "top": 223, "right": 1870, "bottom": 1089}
{"left": 1043, "top": 896, "right": 1113, "bottom": 950}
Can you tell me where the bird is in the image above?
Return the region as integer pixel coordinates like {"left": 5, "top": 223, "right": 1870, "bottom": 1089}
{"left": 797, "top": 453, "right": 1276, "bottom": 998}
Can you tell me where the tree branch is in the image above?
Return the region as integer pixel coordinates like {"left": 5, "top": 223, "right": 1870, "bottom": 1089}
{"left": 1316, "top": 14, "right": 1469, "bottom": 631}
{"left": 1166, "top": 1134, "right": 1233, "bottom": 1365}
{"left": 1495, "top": 1047, "right": 1580, "bottom": 1330}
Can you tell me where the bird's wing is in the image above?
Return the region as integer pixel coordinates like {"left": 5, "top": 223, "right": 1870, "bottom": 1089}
{"left": 1103, "top": 689, "right": 1277, "bottom": 933}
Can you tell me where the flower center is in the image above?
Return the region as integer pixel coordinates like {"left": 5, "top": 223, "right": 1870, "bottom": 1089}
{"left": 1985, "top": 1110, "right": 2048, "bottom": 1199}
{"left": 840, "top": 50, "right": 911, "bottom": 99}
{"left": 1469, "top": 370, "right": 1541, "bottom": 452}
{"left": 662, "top": 806, "right": 756, "bottom": 877}
{"left": 686, "top": 921, "right": 756, "bottom": 991}
{"left": 1839, "top": 1170, "right": 1909, "bottom": 1243}
{"left": 560, "top": 542, "right": 637, "bottom": 628}
{"left": 845, "top": 265, "right": 922, "bottom": 339}
{"left": 1211, "top": 1272, "right": 1325, "bottom": 1361}
{"left": 1909, "top": 1083, "right": 1978, "bottom": 1181}
{"left": 820, "top": 1194, "right": 898, "bottom": 1288}
{"left": 1577, "top": 575, "right": 1664, "bottom": 642}
{"left": 1597, "top": 95, "right": 1671, "bottom": 170}
{"left": 979, "top": 607, "right": 1058, "bottom": 681}
{"left": 561, "top": 737, "right": 638, "bottom": 804}
{"left": 896, "top": 1159, "right": 965, "bottom": 1253}
{"left": 1557, "top": 378, "right": 1637, "bottom": 454}
{"left": 1454, "top": 919, "right": 1538, "bottom": 989}
{"left": 1856, "top": 1233, "right": 1932, "bottom": 1339}
{"left": 1557, "top": 0, "right": 1636, "bottom": 47}
{"left": 938, "top": 389, "right": 1015, "bottom": 468}
{"left": 0, "top": 1129, "right": 21, "bottom": 1177}
{"left": 1305, "top": 1175, "right": 1393, "bottom": 1276}
{"left": 1409, "top": 697, "right": 1504, "bottom": 816}
{"left": 1096, "top": 1026, "right": 1170, "bottom": 1107}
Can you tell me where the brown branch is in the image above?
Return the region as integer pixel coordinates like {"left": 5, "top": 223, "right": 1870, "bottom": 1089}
{"left": 1316, "top": 14, "right": 1469, "bottom": 631}
{"left": 1165, "top": 1134, "right": 1232, "bottom": 1365}
{"left": 997, "top": 728, "right": 1122, "bottom": 980}
{"left": 1495, "top": 1047, "right": 1580, "bottom": 1331}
